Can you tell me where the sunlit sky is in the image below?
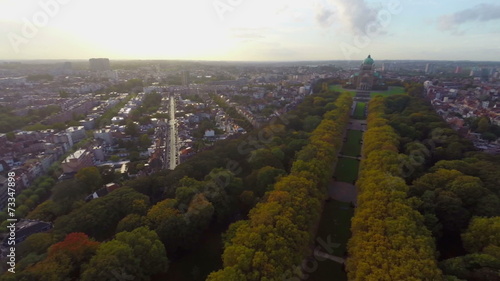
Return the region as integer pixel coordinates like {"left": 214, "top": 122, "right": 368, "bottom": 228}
{"left": 1, "top": 0, "right": 500, "bottom": 61}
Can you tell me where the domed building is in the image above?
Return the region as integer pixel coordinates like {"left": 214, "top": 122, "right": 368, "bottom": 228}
{"left": 347, "top": 55, "right": 384, "bottom": 91}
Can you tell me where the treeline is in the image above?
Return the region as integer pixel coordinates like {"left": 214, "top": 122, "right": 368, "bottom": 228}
{"left": 347, "top": 96, "right": 444, "bottom": 280}
{"left": 0, "top": 104, "right": 61, "bottom": 133}
{"left": 207, "top": 93, "right": 352, "bottom": 280}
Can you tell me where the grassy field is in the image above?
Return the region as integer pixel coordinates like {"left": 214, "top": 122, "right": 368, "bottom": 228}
{"left": 309, "top": 200, "right": 353, "bottom": 281}
{"left": 341, "top": 130, "right": 363, "bottom": 157}
{"left": 334, "top": 158, "right": 360, "bottom": 184}
{"left": 370, "top": 86, "right": 406, "bottom": 97}
{"left": 329, "top": 85, "right": 406, "bottom": 98}
{"left": 352, "top": 102, "right": 366, "bottom": 119}
{"left": 329, "top": 85, "right": 356, "bottom": 96}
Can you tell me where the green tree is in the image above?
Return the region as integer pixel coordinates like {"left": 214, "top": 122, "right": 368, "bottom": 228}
{"left": 477, "top": 117, "right": 490, "bottom": 133}
{"left": 125, "top": 120, "right": 139, "bottom": 137}
{"left": 75, "top": 167, "right": 102, "bottom": 192}
{"left": 462, "top": 217, "right": 500, "bottom": 253}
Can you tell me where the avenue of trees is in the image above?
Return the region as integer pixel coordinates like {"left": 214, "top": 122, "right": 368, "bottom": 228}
{"left": 347, "top": 96, "right": 444, "bottom": 280}
{"left": 348, "top": 92, "right": 500, "bottom": 280}
{"left": 207, "top": 93, "right": 352, "bottom": 280}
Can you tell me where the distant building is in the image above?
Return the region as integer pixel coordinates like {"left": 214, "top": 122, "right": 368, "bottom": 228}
{"left": 89, "top": 58, "right": 110, "bottom": 71}
{"left": 425, "top": 63, "right": 435, "bottom": 74}
{"left": 85, "top": 183, "right": 120, "bottom": 202}
{"left": 93, "top": 146, "right": 105, "bottom": 162}
{"left": 348, "top": 55, "right": 384, "bottom": 90}
{"left": 61, "top": 149, "right": 93, "bottom": 174}
{"left": 94, "top": 129, "right": 114, "bottom": 145}
{"left": 66, "top": 126, "right": 86, "bottom": 144}
{"left": 79, "top": 118, "right": 95, "bottom": 130}
{"left": 181, "top": 70, "right": 190, "bottom": 86}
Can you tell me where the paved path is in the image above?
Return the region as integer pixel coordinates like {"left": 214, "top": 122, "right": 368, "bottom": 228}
{"left": 338, "top": 154, "right": 361, "bottom": 160}
{"left": 347, "top": 120, "right": 367, "bottom": 131}
{"left": 328, "top": 180, "right": 357, "bottom": 205}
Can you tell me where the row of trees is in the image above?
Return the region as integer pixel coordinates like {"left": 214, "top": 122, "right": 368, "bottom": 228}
{"left": 207, "top": 93, "right": 353, "bottom": 280}
{"left": 347, "top": 96, "right": 444, "bottom": 280}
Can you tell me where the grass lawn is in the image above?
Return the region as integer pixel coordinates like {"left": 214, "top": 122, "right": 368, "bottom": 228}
{"left": 352, "top": 102, "right": 365, "bottom": 119}
{"left": 329, "top": 85, "right": 406, "bottom": 98}
{"left": 309, "top": 200, "right": 353, "bottom": 281}
{"left": 329, "top": 85, "right": 356, "bottom": 96}
{"left": 370, "top": 86, "right": 406, "bottom": 97}
{"left": 341, "top": 130, "right": 363, "bottom": 157}
{"left": 334, "top": 158, "right": 360, "bottom": 183}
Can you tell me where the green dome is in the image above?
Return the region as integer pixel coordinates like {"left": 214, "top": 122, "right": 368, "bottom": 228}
{"left": 363, "top": 55, "right": 374, "bottom": 65}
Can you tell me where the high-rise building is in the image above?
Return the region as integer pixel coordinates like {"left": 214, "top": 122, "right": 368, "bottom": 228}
{"left": 89, "top": 58, "right": 110, "bottom": 71}
{"left": 181, "top": 70, "right": 190, "bottom": 86}
{"left": 425, "top": 63, "right": 435, "bottom": 74}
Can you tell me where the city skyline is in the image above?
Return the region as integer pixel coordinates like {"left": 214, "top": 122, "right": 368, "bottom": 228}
{"left": 1, "top": 0, "right": 500, "bottom": 61}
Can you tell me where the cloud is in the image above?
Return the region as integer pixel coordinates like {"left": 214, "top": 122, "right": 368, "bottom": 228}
{"left": 315, "top": 5, "right": 335, "bottom": 27}
{"left": 314, "top": 0, "right": 380, "bottom": 35}
{"left": 437, "top": 3, "right": 500, "bottom": 32}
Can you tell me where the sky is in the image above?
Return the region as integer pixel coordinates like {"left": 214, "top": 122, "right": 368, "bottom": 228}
{"left": 0, "top": 0, "right": 500, "bottom": 61}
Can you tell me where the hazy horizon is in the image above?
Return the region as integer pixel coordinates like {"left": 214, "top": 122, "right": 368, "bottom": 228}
{"left": 1, "top": 0, "right": 500, "bottom": 61}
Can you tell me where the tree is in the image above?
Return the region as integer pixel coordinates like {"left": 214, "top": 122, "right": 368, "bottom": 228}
{"left": 114, "top": 227, "right": 169, "bottom": 275}
{"left": 115, "top": 214, "right": 147, "bottom": 233}
{"left": 477, "top": 117, "right": 490, "bottom": 133}
{"left": 80, "top": 240, "right": 141, "bottom": 281}
{"left": 252, "top": 166, "right": 286, "bottom": 197}
{"left": 81, "top": 227, "right": 168, "bottom": 281}
{"left": 23, "top": 233, "right": 99, "bottom": 281}
{"left": 27, "top": 200, "right": 63, "bottom": 222}
{"left": 17, "top": 233, "right": 53, "bottom": 258}
{"left": 125, "top": 120, "right": 139, "bottom": 137}
{"left": 53, "top": 188, "right": 150, "bottom": 241}
{"left": 139, "top": 134, "right": 151, "bottom": 148}
{"left": 462, "top": 217, "right": 500, "bottom": 253}
{"left": 481, "top": 132, "right": 497, "bottom": 142}
{"left": 303, "top": 115, "right": 321, "bottom": 132}
{"left": 75, "top": 167, "right": 102, "bottom": 192}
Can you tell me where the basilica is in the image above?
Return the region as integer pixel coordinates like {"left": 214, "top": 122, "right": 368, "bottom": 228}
{"left": 347, "top": 55, "right": 385, "bottom": 90}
